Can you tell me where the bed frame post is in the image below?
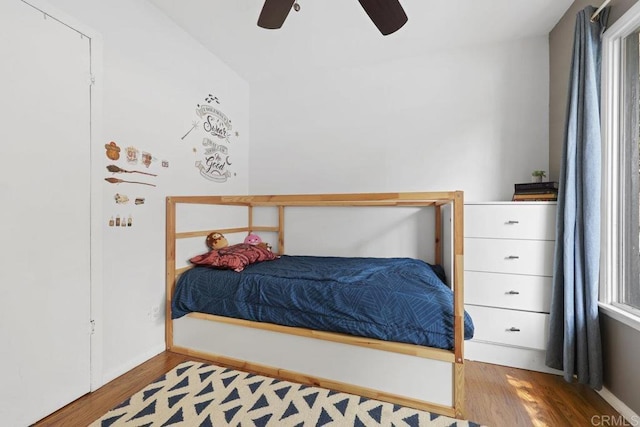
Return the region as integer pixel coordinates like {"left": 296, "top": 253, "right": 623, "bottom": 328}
{"left": 248, "top": 205, "right": 253, "bottom": 234}
{"left": 278, "top": 205, "right": 285, "bottom": 254}
{"left": 434, "top": 205, "right": 442, "bottom": 265}
{"left": 452, "top": 190, "right": 465, "bottom": 418}
{"left": 165, "top": 197, "right": 176, "bottom": 350}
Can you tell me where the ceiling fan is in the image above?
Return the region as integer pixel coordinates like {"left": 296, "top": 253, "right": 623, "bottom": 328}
{"left": 257, "top": 0, "right": 408, "bottom": 36}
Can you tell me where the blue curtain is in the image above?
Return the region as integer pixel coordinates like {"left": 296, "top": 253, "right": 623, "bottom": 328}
{"left": 546, "top": 6, "right": 609, "bottom": 390}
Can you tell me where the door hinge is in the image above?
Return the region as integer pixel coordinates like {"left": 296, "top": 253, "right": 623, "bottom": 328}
{"left": 88, "top": 74, "right": 95, "bottom": 86}
{"left": 90, "top": 319, "right": 96, "bottom": 335}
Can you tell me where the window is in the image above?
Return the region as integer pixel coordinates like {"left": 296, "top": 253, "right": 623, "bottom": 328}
{"left": 601, "top": 3, "right": 640, "bottom": 321}
{"left": 620, "top": 30, "right": 640, "bottom": 310}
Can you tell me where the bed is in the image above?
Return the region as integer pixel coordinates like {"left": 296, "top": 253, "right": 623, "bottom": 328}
{"left": 166, "top": 192, "right": 469, "bottom": 418}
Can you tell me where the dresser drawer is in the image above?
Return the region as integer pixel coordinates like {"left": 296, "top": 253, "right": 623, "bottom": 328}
{"left": 465, "top": 271, "right": 552, "bottom": 313}
{"left": 465, "top": 305, "right": 549, "bottom": 350}
{"left": 465, "top": 203, "right": 556, "bottom": 240}
{"left": 465, "top": 238, "right": 555, "bottom": 276}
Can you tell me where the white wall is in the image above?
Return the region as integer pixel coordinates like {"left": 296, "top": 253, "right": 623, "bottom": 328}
{"left": 47, "top": 0, "right": 249, "bottom": 383}
{"left": 30, "top": 0, "right": 551, "bottom": 393}
{"left": 249, "top": 37, "right": 550, "bottom": 201}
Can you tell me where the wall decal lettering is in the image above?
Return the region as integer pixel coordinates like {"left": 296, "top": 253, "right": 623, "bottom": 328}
{"left": 197, "top": 105, "right": 233, "bottom": 142}
{"left": 195, "top": 138, "right": 232, "bottom": 182}
{"left": 183, "top": 93, "right": 237, "bottom": 183}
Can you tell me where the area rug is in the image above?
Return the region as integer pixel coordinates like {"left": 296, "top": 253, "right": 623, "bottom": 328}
{"left": 91, "top": 361, "right": 483, "bottom": 426}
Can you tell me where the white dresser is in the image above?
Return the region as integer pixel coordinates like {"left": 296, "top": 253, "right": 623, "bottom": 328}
{"left": 464, "top": 202, "right": 562, "bottom": 374}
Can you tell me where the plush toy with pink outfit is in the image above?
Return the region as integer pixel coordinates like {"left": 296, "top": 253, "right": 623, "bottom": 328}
{"left": 244, "top": 233, "right": 262, "bottom": 245}
{"left": 244, "top": 233, "right": 273, "bottom": 252}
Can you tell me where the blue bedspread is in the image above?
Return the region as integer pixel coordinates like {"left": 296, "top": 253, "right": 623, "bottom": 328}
{"left": 172, "top": 255, "right": 474, "bottom": 350}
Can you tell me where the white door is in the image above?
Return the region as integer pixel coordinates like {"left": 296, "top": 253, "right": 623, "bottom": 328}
{"left": 0, "top": 1, "right": 92, "bottom": 425}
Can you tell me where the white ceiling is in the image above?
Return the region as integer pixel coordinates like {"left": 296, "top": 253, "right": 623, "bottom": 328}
{"left": 147, "top": 0, "right": 574, "bottom": 83}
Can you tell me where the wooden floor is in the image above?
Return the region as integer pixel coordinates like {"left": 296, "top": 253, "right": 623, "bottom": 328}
{"left": 35, "top": 351, "right": 620, "bottom": 426}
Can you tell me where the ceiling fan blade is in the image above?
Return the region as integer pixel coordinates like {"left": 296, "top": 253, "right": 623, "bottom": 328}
{"left": 357, "top": 0, "right": 408, "bottom": 35}
{"left": 258, "top": 0, "right": 296, "bottom": 29}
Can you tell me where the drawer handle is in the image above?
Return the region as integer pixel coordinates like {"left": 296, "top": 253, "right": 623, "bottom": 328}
{"left": 507, "top": 327, "right": 521, "bottom": 332}
{"left": 506, "top": 290, "right": 520, "bottom": 295}
{"left": 506, "top": 255, "right": 520, "bottom": 260}
{"left": 506, "top": 220, "right": 520, "bottom": 224}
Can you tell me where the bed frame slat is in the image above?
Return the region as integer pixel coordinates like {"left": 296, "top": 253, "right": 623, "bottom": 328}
{"left": 188, "top": 312, "right": 455, "bottom": 363}
{"left": 170, "top": 345, "right": 458, "bottom": 418}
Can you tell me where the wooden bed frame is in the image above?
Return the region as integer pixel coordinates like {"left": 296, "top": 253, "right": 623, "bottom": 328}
{"left": 165, "top": 191, "right": 466, "bottom": 418}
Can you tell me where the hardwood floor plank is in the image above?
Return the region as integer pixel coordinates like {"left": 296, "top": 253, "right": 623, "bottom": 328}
{"left": 34, "top": 352, "right": 622, "bottom": 426}
{"left": 34, "top": 352, "right": 211, "bottom": 427}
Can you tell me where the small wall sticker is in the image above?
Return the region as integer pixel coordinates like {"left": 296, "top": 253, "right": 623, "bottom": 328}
{"left": 105, "top": 177, "right": 156, "bottom": 187}
{"left": 106, "top": 165, "right": 157, "bottom": 177}
{"left": 108, "top": 214, "right": 133, "bottom": 228}
{"left": 141, "top": 152, "right": 153, "bottom": 168}
{"left": 126, "top": 146, "right": 139, "bottom": 164}
{"left": 205, "top": 94, "right": 220, "bottom": 104}
{"left": 181, "top": 120, "right": 200, "bottom": 141}
{"left": 105, "top": 141, "right": 121, "bottom": 160}
{"left": 114, "top": 193, "right": 129, "bottom": 204}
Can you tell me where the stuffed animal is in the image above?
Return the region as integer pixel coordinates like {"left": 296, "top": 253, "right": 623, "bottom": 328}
{"left": 244, "top": 233, "right": 273, "bottom": 252}
{"left": 206, "top": 232, "right": 229, "bottom": 250}
{"left": 257, "top": 242, "right": 273, "bottom": 252}
{"left": 244, "top": 233, "right": 262, "bottom": 245}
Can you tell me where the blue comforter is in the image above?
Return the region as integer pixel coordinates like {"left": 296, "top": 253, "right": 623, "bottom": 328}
{"left": 172, "top": 255, "right": 474, "bottom": 350}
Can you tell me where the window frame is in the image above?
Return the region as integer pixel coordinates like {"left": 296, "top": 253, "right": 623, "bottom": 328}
{"left": 600, "top": 1, "right": 640, "bottom": 332}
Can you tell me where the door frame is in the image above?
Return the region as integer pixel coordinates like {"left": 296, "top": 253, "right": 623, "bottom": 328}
{"left": 21, "top": 0, "right": 105, "bottom": 391}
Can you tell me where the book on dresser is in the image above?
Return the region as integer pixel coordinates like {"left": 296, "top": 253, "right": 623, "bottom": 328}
{"left": 512, "top": 181, "right": 558, "bottom": 202}
{"left": 512, "top": 192, "right": 557, "bottom": 201}
{"left": 463, "top": 201, "right": 562, "bottom": 374}
{"left": 514, "top": 182, "right": 558, "bottom": 192}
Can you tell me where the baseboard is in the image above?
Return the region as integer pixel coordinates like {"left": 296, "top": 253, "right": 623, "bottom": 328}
{"left": 597, "top": 387, "right": 640, "bottom": 425}
{"left": 101, "top": 344, "right": 165, "bottom": 386}
{"left": 465, "top": 340, "right": 563, "bottom": 375}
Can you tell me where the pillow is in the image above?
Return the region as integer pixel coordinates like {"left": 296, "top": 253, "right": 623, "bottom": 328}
{"left": 190, "top": 243, "right": 278, "bottom": 272}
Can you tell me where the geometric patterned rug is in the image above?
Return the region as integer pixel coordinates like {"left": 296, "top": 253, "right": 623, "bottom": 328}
{"left": 90, "top": 361, "right": 484, "bottom": 426}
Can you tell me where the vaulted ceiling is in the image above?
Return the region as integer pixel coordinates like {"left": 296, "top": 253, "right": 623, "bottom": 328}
{"left": 148, "top": 0, "right": 573, "bottom": 83}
